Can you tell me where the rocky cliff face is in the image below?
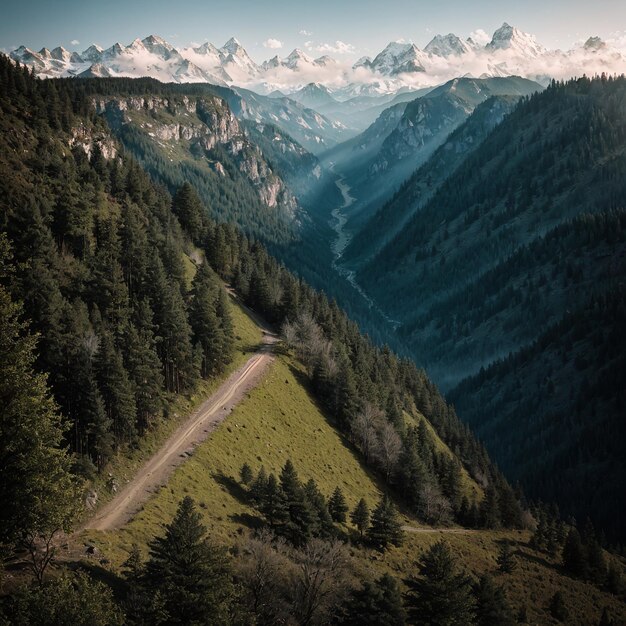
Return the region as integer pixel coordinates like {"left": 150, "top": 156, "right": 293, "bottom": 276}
{"left": 92, "top": 94, "right": 298, "bottom": 214}
{"left": 69, "top": 124, "right": 118, "bottom": 160}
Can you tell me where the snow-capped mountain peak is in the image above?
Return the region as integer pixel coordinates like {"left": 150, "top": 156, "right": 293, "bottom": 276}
{"left": 222, "top": 37, "right": 244, "bottom": 54}
{"left": 101, "top": 43, "right": 125, "bottom": 61}
{"left": 315, "top": 55, "right": 336, "bottom": 67}
{"left": 371, "top": 41, "right": 427, "bottom": 75}
{"left": 141, "top": 34, "right": 181, "bottom": 60}
{"left": 219, "top": 37, "right": 259, "bottom": 78}
{"left": 353, "top": 56, "right": 372, "bottom": 69}
{"left": 193, "top": 41, "right": 222, "bottom": 57}
{"left": 262, "top": 55, "right": 282, "bottom": 71}
{"left": 283, "top": 48, "right": 315, "bottom": 69}
{"left": 486, "top": 22, "right": 545, "bottom": 57}
{"left": 50, "top": 46, "right": 72, "bottom": 62}
{"left": 583, "top": 36, "right": 606, "bottom": 52}
{"left": 424, "top": 33, "right": 472, "bottom": 57}
{"left": 81, "top": 44, "right": 103, "bottom": 63}
{"left": 10, "top": 26, "right": 626, "bottom": 97}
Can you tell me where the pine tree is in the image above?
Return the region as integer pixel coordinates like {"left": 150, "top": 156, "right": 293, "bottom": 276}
{"left": 304, "top": 478, "right": 334, "bottom": 537}
{"left": 189, "top": 263, "right": 223, "bottom": 378}
{"left": 549, "top": 591, "right": 568, "bottom": 622}
{"left": 240, "top": 462, "right": 253, "bottom": 486}
{"left": 260, "top": 473, "right": 288, "bottom": 529}
{"left": 125, "top": 306, "right": 164, "bottom": 434}
{"left": 480, "top": 485, "right": 501, "bottom": 529}
{"left": 279, "top": 460, "right": 315, "bottom": 545}
{"left": 606, "top": 560, "right": 623, "bottom": 595}
{"left": 145, "top": 496, "right": 235, "bottom": 624}
{"left": 598, "top": 607, "right": 614, "bottom": 626}
{"left": 351, "top": 498, "right": 370, "bottom": 538}
{"left": 0, "top": 249, "right": 79, "bottom": 579}
{"left": 337, "top": 573, "right": 406, "bottom": 626}
{"left": 367, "top": 495, "right": 404, "bottom": 549}
{"left": 173, "top": 182, "right": 204, "bottom": 242}
{"left": 249, "top": 466, "right": 269, "bottom": 505}
{"left": 215, "top": 287, "right": 234, "bottom": 371}
{"left": 149, "top": 254, "right": 197, "bottom": 394}
{"left": 562, "top": 527, "right": 587, "bottom": 578}
{"left": 328, "top": 486, "right": 349, "bottom": 523}
{"left": 474, "top": 575, "right": 515, "bottom": 626}
{"left": 587, "top": 538, "right": 607, "bottom": 585}
{"left": 496, "top": 542, "right": 516, "bottom": 574}
{"left": 96, "top": 331, "right": 137, "bottom": 444}
{"left": 405, "top": 540, "right": 476, "bottom": 626}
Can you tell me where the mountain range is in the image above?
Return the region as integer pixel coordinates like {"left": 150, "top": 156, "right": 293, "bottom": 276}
{"left": 10, "top": 23, "right": 626, "bottom": 95}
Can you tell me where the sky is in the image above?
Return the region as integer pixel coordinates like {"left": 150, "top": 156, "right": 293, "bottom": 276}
{"left": 2, "top": 0, "right": 625, "bottom": 60}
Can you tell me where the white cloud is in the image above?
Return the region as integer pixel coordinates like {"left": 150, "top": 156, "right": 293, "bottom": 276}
{"left": 263, "top": 38, "right": 283, "bottom": 49}
{"left": 299, "top": 30, "right": 312, "bottom": 36}
{"left": 304, "top": 41, "right": 313, "bottom": 50}
{"left": 71, "top": 39, "right": 80, "bottom": 46}
{"left": 469, "top": 29, "right": 491, "bottom": 46}
{"left": 314, "top": 40, "right": 355, "bottom": 55}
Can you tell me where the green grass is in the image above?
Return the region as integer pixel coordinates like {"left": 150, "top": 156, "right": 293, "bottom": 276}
{"left": 181, "top": 252, "right": 198, "bottom": 290}
{"left": 84, "top": 355, "right": 384, "bottom": 561}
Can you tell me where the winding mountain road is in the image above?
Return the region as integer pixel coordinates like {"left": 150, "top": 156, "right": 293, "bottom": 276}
{"left": 85, "top": 330, "right": 277, "bottom": 531}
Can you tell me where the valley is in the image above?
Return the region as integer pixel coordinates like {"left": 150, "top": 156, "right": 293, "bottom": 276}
{"left": 2, "top": 8, "right": 626, "bottom": 624}
{"left": 329, "top": 170, "right": 400, "bottom": 328}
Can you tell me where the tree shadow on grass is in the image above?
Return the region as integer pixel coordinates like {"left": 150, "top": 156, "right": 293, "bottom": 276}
{"left": 229, "top": 512, "right": 265, "bottom": 530}
{"left": 516, "top": 547, "right": 562, "bottom": 573}
{"left": 213, "top": 471, "right": 249, "bottom": 505}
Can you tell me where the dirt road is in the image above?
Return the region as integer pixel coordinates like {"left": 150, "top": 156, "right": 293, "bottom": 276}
{"left": 85, "top": 333, "right": 277, "bottom": 531}
{"left": 402, "top": 525, "right": 474, "bottom": 534}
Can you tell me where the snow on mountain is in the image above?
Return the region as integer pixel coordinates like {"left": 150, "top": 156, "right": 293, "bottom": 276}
{"left": 81, "top": 45, "right": 104, "bottom": 63}
{"left": 283, "top": 48, "right": 316, "bottom": 70}
{"left": 370, "top": 42, "right": 428, "bottom": 75}
{"left": 50, "top": 46, "right": 78, "bottom": 63}
{"left": 353, "top": 56, "right": 372, "bottom": 70}
{"left": 583, "top": 36, "right": 607, "bottom": 52}
{"left": 424, "top": 34, "right": 472, "bottom": 57}
{"left": 11, "top": 46, "right": 47, "bottom": 69}
{"left": 486, "top": 22, "right": 545, "bottom": 58}
{"left": 314, "top": 55, "right": 336, "bottom": 67}
{"left": 9, "top": 24, "right": 626, "bottom": 95}
{"left": 219, "top": 37, "right": 260, "bottom": 80}
{"left": 288, "top": 82, "right": 338, "bottom": 108}
{"left": 183, "top": 42, "right": 232, "bottom": 82}
{"left": 78, "top": 63, "right": 111, "bottom": 78}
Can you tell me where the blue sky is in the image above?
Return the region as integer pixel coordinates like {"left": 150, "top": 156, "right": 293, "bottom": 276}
{"left": 2, "top": 0, "right": 625, "bottom": 59}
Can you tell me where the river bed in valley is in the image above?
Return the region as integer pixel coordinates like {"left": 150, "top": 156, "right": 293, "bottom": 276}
{"left": 329, "top": 173, "right": 401, "bottom": 329}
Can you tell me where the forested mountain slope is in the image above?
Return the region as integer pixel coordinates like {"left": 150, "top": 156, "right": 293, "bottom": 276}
{"left": 0, "top": 52, "right": 511, "bottom": 545}
{"left": 66, "top": 76, "right": 406, "bottom": 352}
{"left": 1, "top": 55, "right": 625, "bottom": 626}
{"left": 355, "top": 75, "right": 626, "bottom": 540}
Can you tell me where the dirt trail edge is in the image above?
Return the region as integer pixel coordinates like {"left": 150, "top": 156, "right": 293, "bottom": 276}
{"left": 85, "top": 331, "right": 277, "bottom": 532}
